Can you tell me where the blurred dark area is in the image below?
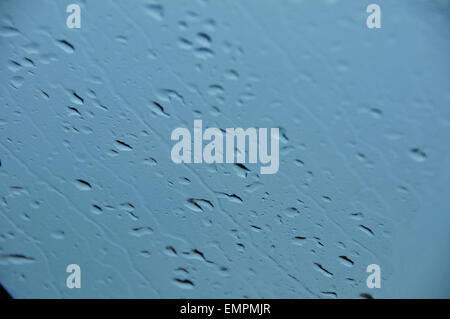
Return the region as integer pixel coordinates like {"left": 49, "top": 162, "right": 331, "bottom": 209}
{"left": 0, "top": 283, "right": 12, "bottom": 299}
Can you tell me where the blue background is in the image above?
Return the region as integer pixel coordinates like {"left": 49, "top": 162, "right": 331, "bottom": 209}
{"left": 0, "top": 0, "right": 449, "bottom": 298}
